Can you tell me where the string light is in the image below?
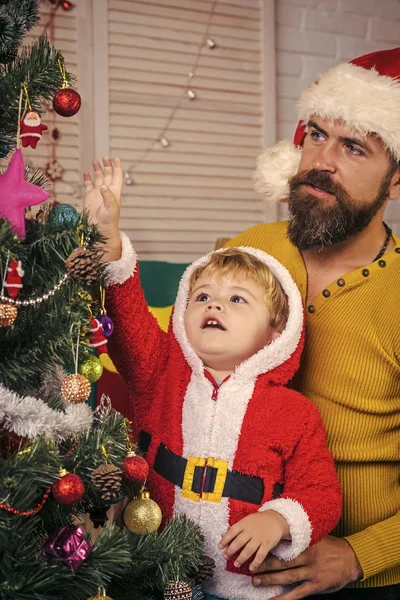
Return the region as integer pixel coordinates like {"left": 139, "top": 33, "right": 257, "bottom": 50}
{"left": 45, "top": 0, "right": 75, "bottom": 10}
{"left": 159, "top": 137, "right": 170, "bottom": 148}
{"left": 124, "top": 171, "right": 133, "bottom": 185}
{"left": 123, "top": 0, "right": 219, "bottom": 185}
{"left": 60, "top": 0, "right": 74, "bottom": 9}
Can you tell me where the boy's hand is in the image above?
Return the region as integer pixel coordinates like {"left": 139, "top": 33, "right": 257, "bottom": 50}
{"left": 219, "top": 510, "right": 290, "bottom": 572}
{"left": 83, "top": 157, "right": 123, "bottom": 261}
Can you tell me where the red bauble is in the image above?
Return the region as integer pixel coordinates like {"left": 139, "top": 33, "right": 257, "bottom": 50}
{"left": 122, "top": 454, "right": 149, "bottom": 487}
{"left": 52, "top": 473, "right": 85, "bottom": 504}
{"left": 53, "top": 88, "right": 81, "bottom": 117}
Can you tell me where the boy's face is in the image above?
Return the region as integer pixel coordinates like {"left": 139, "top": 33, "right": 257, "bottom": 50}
{"left": 184, "top": 272, "right": 280, "bottom": 374}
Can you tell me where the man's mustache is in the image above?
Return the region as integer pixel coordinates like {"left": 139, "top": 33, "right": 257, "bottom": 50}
{"left": 290, "top": 169, "right": 343, "bottom": 196}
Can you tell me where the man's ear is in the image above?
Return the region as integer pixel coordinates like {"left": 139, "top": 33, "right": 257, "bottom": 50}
{"left": 388, "top": 166, "right": 400, "bottom": 200}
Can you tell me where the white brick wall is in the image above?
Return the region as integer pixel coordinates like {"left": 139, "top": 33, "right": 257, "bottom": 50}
{"left": 275, "top": 0, "right": 400, "bottom": 228}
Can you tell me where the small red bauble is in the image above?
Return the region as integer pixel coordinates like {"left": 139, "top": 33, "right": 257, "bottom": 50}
{"left": 53, "top": 88, "right": 81, "bottom": 117}
{"left": 122, "top": 454, "right": 149, "bottom": 487}
{"left": 52, "top": 472, "right": 84, "bottom": 504}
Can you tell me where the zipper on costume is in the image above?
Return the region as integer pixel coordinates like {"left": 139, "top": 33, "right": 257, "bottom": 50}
{"left": 204, "top": 369, "right": 220, "bottom": 400}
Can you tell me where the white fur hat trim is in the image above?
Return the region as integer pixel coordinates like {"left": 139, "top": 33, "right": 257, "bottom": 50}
{"left": 299, "top": 62, "right": 400, "bottom": 162}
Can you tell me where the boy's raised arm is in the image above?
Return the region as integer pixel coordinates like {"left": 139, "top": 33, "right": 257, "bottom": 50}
{"left": 83, "top": 158, "right": 169, "bottom": 397}
{"left": 83, "top": 157, "right": 122, "bottom": 263}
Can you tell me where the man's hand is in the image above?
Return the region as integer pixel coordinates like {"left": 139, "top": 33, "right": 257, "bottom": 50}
{"left": 83, "top": 157, "right": 123, "bottom": 261}
{"left": 219, "top": 510, "right": 289, "bottom": 572}
{"left": 252, "top": 536, "right": 362, "bottom": 599}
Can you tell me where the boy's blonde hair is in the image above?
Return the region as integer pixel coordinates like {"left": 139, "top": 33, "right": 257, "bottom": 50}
{"left": 189, "top": 248, "right": 289, "bottom": 332}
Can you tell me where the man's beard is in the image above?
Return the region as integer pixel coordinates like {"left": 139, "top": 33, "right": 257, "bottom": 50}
{"left": 287, "top": 168, "right": 391, "bottom": 251}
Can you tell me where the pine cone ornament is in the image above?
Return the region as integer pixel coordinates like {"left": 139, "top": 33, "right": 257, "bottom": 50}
{"left": 65, "top": 247, "right": 99, "bottom": 286}
{"left": 91, "top": 464, "right": 122, "bottom": 502}
{"left": 189, "top": 554, "right": 216, "bottom": 585}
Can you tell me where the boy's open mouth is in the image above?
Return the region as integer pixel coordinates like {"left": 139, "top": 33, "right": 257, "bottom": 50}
{"left": 201, "top": 317, "right": 226, "bottom": 331}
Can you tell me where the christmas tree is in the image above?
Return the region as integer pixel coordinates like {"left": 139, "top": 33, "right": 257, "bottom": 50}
{"left": 0, "top": 2, "right": 209, "bottom": 598}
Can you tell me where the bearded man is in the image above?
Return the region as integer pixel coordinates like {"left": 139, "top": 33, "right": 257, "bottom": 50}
{"left": 226, "top": 47, "right": 400, "bottom": 600}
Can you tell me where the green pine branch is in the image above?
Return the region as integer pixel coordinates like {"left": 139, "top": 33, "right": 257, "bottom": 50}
{"left": 0, "top": 0, "right": 40, "bottom": 53}
{"left": 109, "top": 516, "right": 205, "bottom": 600}
{"left": 0, "top": 36, "right": 74, "bottom": 156}
{"left": 0, "top": 215, "right": 104, "bottom": 394}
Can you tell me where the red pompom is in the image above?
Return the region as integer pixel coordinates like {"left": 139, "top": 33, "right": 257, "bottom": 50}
{"left": 122, "top": 454, "right": 149, "bottom": 487}
{"left": 52, "top": 472, "right": 85, "bottom": 504}
{"left": 53, "top": 88, "right": 81, "bottom": 117}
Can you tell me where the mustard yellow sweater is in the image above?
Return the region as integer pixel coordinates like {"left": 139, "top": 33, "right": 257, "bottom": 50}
{"left": 227, "top": 221, "right": 400, "bottom": 588}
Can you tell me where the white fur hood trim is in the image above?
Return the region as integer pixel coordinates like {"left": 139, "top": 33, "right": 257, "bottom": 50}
{"left": 172, "top": 246, "right": 303, "bottom": 383}
{"left": 299, "top": 62, "right": 400, "bottom": 162}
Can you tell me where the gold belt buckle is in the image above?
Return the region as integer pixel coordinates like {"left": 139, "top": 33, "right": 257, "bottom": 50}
{"left": 182, "top": 455, "right": 228, "bottom": 504}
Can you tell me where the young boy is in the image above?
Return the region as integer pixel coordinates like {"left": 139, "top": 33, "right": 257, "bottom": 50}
{"left": 84, "top": 158, "right": 342, "bottom": 600}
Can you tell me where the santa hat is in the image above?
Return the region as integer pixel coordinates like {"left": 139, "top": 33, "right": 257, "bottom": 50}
{"left": 254, "top": 47, "right": 400, "bottom": 204}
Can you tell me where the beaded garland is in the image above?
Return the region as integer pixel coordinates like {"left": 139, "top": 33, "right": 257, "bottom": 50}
{"left": 0, "top": 439, "right": 80, "bottom": 516}
{"left": 0, "top": 487, "right": 51, "bottom": 516}
{"left": 0, "top": 273, "right": 68, "bottom": 306}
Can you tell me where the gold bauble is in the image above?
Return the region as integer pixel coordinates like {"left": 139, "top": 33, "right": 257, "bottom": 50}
{"left": 123, "top": 491, "right": 162, "bottom": 535}
{"left": 61, "top": 373, "right": 91, "bottom": 403}
{"left": 79, "top": 355, "right": 104, "bottom": 383}
{"left": 0, "top": 303, "right": 18, "bottom": 327}
{"left": 88, "top": 588, "right": 112, "bottom": 600}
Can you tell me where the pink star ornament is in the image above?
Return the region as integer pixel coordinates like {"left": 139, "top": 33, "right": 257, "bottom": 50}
{"left": 0, "top": 148, "right": 49, "bottom": 238}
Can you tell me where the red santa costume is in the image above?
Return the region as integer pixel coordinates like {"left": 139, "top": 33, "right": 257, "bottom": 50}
{"left": 105, "top": 233, "right": 342, "bottom": 600}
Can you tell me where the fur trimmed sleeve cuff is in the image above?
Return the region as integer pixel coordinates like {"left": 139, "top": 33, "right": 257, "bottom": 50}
{"left": 260, "top": 498, "right": 312, "bottom": 560}
{"left": 104, "top": 232, "right": 138, "bottom": 287}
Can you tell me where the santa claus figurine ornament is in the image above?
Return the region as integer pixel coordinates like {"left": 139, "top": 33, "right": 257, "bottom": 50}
{"left": 5, "top": 258, "right": 24, "bottom": 298}
{"left": 20, "top": 111, "right": 48, "bottom": 149}
{"left": 87, "top": 317, "right": 108, "bottom": 355}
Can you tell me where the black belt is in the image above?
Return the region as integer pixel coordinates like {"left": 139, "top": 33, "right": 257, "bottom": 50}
{"left": 153, "top": 442, "right": 283, "bottom": 505}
